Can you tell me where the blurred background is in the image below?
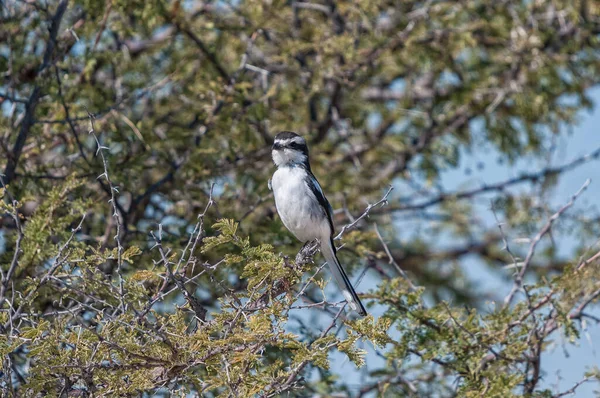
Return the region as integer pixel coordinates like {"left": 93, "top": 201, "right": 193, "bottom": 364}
{"left": 330, "top": 87, "right": 600, "bottom": 396}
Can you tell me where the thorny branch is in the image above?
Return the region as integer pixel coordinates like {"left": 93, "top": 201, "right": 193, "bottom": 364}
{"left": 504, "top": 179, "right": 591, "bottom": 306}
{"left": 0, "top": 176, "right": 23, "bottom": 308}
{"left": 86, "top": 111, "right": 126, "bottom": 313}
{"left": 335, "top": 186, "right": 394, "bottom": 240}
{"left": 264, "top": 305, "right": 348, "bottom": 397}
{"left": 146, "top": 184, "right": 216, "bottom": 321}
{"left": 3, "top": 214, "right": 86, "bottom": 333}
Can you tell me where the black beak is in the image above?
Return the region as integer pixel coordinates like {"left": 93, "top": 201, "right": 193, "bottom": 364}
{"left": 272, "top": 142, "right": 282, "bottom": 150}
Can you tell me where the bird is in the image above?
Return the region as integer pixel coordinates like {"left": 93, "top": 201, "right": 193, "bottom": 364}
{"left": 269, "top": 131, "right": 367, "bottom": 316}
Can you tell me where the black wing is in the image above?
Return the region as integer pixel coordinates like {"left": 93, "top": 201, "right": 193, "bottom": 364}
{"left": 304, "top": 170, "right": 335, "bottom": 233}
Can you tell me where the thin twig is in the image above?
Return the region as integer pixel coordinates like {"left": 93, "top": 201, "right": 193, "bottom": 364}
{"left": 373, "top": 223, "right": 417, "bottom": 290}
{"left": 335, "top": 186, "right": 393, "bottom": 239}
{"left": 0, "top": 176, "right": 23, "bottom": 305}
{"left": 504, "top": 179, "right": 590, "bottom": 306}
{"left": 5, "top": 214, "right": 86, "bottom": 331}
{"left": 552, "top": 377, "right": 591, "bottom": 398}
{"left": 87, "top": 111, "right": 126, "bottom": 312}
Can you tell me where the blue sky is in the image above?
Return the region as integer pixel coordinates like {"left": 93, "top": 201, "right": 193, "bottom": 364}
{"left": 441, "top": 86, "right": 600, "bottom": 397}
{"left": 312, "top": 86, "right": 600, "bottom": 396}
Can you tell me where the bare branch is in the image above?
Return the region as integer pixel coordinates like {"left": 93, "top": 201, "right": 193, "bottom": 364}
{"left": 378, "top": 146, "right": 600, "bottom": 215}
{"left": 504, "top": 179, "right": 591, "bottom": 306}
{"left": 553, "top": 377, "right": 592, "bottom": 398}
{"left": 335, "top": 186, "right": 393, "bottom": 239}
{"left": 373, "top": 223, "right": 417, "bottom": 290}
{"left": 86, "top": 111, "right": 126, "bottom": 312}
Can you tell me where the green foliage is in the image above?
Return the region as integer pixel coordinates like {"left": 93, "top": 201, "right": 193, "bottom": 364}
{"left": 1, "top": 0, "right": 599, "bottom": 396}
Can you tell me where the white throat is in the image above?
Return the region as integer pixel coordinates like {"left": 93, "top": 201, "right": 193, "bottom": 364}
{"left": 272, "top": 149, "right": 308, "bottom": 168}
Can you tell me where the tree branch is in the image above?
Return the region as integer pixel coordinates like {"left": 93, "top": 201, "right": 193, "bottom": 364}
{"left": 2, "top": 0, "right": 68, "bottom": 184}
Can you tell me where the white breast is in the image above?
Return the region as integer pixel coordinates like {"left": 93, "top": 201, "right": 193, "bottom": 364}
{"left": 271, "top": 167, "right": 331, "bottom": 242}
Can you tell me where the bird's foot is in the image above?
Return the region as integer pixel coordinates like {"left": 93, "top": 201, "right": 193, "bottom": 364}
{"left": 296, "top": 239, "right": 320, "bottom": 266}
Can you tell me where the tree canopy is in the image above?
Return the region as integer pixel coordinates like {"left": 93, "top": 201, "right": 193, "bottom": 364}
{"left": 1, "top": 0, "right": 600, "bottom": 396}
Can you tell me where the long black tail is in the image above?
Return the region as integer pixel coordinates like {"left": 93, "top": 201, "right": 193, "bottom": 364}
{"left": 321, "top": 237, "right": 367, "bottom": 316}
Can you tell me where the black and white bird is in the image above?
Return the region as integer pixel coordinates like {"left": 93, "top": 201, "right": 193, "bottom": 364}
{"left": 270, "top": 131, "right": 367, "bottom": 316}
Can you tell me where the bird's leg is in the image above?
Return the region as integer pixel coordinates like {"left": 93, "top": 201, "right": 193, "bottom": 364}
{"left": 299, "top": 240, "right": 312, "bottom": 252}
{"left": 296, "top": 239, "right": 320, "bottom": 266}
{"left": 308, "top": 239, "right": 321, "bottom": 253}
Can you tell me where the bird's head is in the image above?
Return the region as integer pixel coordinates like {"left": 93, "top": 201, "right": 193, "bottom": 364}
{"left": 272, "top": 131, "right": 309, "bottom": 167}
